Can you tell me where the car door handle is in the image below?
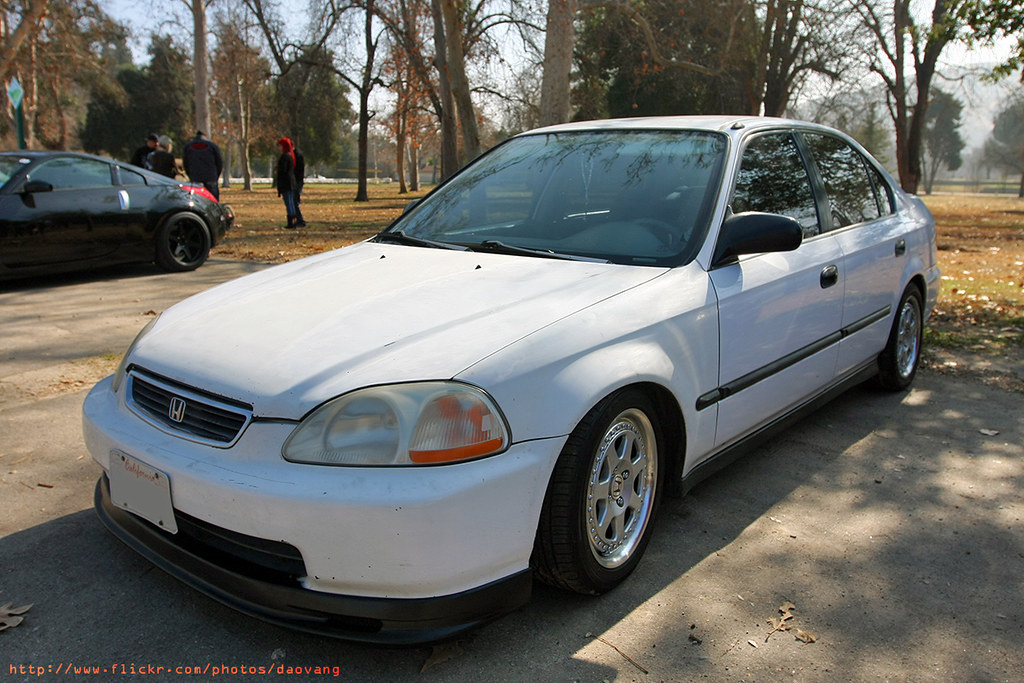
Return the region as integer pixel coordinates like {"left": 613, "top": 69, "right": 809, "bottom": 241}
{"left": 820, "top": 264, "right": 839, "bottom": 289}
{"left": 895, "top": 238, "right": 906, "bottom": 257}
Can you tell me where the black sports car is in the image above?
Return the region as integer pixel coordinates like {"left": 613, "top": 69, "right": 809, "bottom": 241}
{"left": 0, "top": 151, "right": 233, "bottom": 280}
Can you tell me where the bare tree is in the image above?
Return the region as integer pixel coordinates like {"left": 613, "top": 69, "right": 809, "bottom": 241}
{"left": 212, "top": 10, "right": 271, "bottom": 189}
{"left": 848, "top": 0, "right": 963, "bottom": 192}
{"left": 1, "top": 0, "right": 51, "bottom": 84}
{"left": 178, "top": 0, "right": 214, "bottom": 134}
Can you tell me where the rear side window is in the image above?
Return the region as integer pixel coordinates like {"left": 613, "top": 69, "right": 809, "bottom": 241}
{"left": 731, "top": 133, "right": 820, "bottom": 237}
{"left": 118, "top": 166, "right": 149, "bottom": 186}
{"left": 29, "top": 157, "right": 113, "bottom": 189}
{"left": 804, "top": 133, "right": 888, "bottom": 229}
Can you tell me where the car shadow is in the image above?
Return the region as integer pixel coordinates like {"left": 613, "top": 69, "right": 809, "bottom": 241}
{"left": 1, "top": 372, "right": 1021, "bottom": 680}
{"left": 0, "top": 259, "right": 270, "bottom": 292}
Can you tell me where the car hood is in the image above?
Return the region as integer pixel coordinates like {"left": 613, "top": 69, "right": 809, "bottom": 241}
{"left": 131, "top": 242, "right": 665, "bottom": 418}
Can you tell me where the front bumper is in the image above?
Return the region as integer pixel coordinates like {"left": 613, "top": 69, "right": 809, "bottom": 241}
{"left": 95, "top": 475, "right": 531, "bottom": 644}
{"left": 83, "top": 376, "right": 565, "bottom": 642}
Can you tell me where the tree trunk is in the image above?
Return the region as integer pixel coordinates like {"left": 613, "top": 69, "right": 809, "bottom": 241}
{"left": 192, "top": 0, "right": 211, "bottom": 135}
{"left": 440, "top": 0, "right": 480, "bottom": 163}
{"left": 0, "top": 0, "right": 50, "bottom": 84}
{"left": 396, "top": 115, "right": 408, "bottom": 194}
{"left": 539, "top": 0, "right": 578, "bottom": 126}
{"left": 237, "top": 76, "right": 252, "bottom": 191}
{"left": 409, "top": 143, "right": 420, "bottom": 191}
{"left": 431, "top": 0, "right": 458, "bottom": 180}
{"left": 355, "top": 0, "right": 376, "bottom": 203}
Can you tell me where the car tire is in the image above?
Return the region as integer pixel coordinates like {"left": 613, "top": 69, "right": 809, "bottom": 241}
{"left": 156, "top": 212, "right": 211, "bottom": 272}
{"left": 533, "top": 388, "right": 663, "bottom": 595}
{"left": 877, "top": 285, "right": 923, "bottom": 391}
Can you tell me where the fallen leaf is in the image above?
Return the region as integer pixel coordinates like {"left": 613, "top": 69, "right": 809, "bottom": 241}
{"left": 795, "top": 629, "right": 818, "bottom": 643}
{"left": 420, "top": 641, "right": 464, "bottom": 673}
{"left": 748, "top": 639, "right": 759, "bottom": 648}
{"left": 0, "top": 603, "right": 33, "bottom": 632}
{"left": 979, "top": 429, "right": 1000, "bottom": 436}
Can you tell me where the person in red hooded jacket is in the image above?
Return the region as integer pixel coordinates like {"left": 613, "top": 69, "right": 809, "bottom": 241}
{"left": 276, "top": 137, "right": 301, "bottom": 229}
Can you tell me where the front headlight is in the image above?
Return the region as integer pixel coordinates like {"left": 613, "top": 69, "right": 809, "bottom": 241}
{"left": 282, "top": 382, "right": 510, "bottom": 466}
{"left": 111, "top": 315, "right": 160, "bottom": 393}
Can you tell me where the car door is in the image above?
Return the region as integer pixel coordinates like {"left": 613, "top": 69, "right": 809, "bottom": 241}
{"left": 1, "top": 156, "right": 123, "bottom": 268}
{"left": 708, "top": 131, "right": 844, "bottom": 448}
{"left": 801, "top": 132, "right": 906, "bottom": 375}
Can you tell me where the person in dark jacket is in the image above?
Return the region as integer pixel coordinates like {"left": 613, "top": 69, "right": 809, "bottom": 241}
{"left": 182, "top": 130, "right": 224, "bottom": 200}
{"left": 276, "top": 137, "right": 300, "bottom": 229}
{"left": 130, "top": 133, "right": 158, "bottom": 168}
{"left": 147, "top": 136, "right": 179, "bottom": 178}
{"left": 293, "top": 144, "right": 307, "bottom": 227}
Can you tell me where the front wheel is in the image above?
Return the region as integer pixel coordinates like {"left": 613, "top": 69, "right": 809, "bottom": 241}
{"left": 156, "top": 212, "right": 211, "bottom": 272}
{"left": 877, "top": 286, "right": 923, "bottom": 391}
{"left": 532, "top": 389, "right": 663, "bottom": 594}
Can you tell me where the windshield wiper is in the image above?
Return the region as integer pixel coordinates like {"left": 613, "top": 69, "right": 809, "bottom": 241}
{"left": 472, "top": 240, "right": 607, "bottom": 262}
{"left": 375, "top": 230, "right": 466, "bottom": 251}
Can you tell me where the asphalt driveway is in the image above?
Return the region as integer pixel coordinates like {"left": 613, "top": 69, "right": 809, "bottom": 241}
{"left": 1, "top": 260, "right": 1021, "bottom": 681}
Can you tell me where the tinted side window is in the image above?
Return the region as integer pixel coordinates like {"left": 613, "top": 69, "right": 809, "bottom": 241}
{"left": 30, "top": 157, "right": 113, "bottom": 189}
{"left": 866, "top": 163, "right": 895, "bottom": 216}
{"left": 804, "top": 133, "right": 882, "bottom": 228}
{"left": 731, "top": 133, "right": 820, "bottom": 237}
{"left": 118, "top": 166, "right": 148, "bottom": 186}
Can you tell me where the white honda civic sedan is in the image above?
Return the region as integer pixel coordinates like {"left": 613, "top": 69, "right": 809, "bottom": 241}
{"left": 83, "top": 116, "right": 940, "bottom": 643}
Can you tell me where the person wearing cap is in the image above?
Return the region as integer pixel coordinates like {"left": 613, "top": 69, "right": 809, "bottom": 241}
{"left": 182, "top": 130, "right": 224, "bottom": 200}
{"left": 130, "top": 133, "right": 159, "bottom": 168}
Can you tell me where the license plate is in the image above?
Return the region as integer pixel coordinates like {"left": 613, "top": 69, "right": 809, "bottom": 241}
{"left": 108, "top": 450, "right": 178, "bottom": 534}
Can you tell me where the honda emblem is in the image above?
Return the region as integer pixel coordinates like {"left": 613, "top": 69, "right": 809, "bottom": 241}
{"left": 168, "top": 397, "right": 187, "bottom": 423}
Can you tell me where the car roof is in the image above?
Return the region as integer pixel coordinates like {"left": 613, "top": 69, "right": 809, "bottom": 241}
{"left": 520, "top": 115, "right": 843, "bottom": 139}
{"left": 0, "top": 150, "right": 179, "bottom": 185}
{"left": 0, "top": 150, "right": 121, "bottom": 163}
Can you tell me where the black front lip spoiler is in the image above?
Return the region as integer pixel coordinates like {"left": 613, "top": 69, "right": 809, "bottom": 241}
{"left": 94, "top": 476, "right": 532, "bottom": 644}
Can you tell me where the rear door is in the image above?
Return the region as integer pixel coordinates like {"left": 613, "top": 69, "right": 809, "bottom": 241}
{"left": 801, "top": 132, "right": 906, "bottom": 375}
{"left": 708, "top": 131, "right": 844, "bottom": 448}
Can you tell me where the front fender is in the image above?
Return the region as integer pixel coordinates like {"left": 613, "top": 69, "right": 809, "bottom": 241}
{"left": 458, "top": 266, "right": 720, "bottom": 467}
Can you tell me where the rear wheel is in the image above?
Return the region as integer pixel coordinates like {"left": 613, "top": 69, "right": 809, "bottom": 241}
{"left": 877, "top": 286, "right": 923, "bottom": 391}
{"left": 533, "top": 389, "right": 663, "bottom": 594}
{"left": 156, "top": 212, "right": 211, "bottom": 272}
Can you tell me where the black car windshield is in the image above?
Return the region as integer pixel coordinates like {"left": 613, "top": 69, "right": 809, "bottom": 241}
{"left": 386, "top": 130, "right": 727, "bottom": 266}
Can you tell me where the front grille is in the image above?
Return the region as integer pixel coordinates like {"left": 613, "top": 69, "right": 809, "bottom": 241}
{"left": 127, "top": 370, "right": 252, "bottom": 447}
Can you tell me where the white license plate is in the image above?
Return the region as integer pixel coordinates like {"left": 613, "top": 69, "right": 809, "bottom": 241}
{"left": 108, "top": 450, "right": 178, "bottom": 534}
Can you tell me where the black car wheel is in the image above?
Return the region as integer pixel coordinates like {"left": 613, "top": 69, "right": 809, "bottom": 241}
{"left": 532, "top": 388, "right": 663, "bottom": 595}
{"left": 877, "top": 285, "right": 923, "bottom": 391}
{"left": 156, "top": 212, "right": 211, "bottom": 272}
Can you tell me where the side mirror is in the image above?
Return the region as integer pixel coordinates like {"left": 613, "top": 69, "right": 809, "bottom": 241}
{"left": 22, "top": 179, "right": 54, "bottom": 194}
{"left": 711, "top": 211, "right": 803, "bottom": 268}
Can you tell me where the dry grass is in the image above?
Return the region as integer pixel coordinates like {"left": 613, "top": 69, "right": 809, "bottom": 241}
{"left": 212, "top": 182, "right": 430, "bottom": 264}
{"left": 921, "top": 194, "right": 1024, "bottom": 355}
{"left": 212, "top": 185, "right": 1024, "bottom": 364}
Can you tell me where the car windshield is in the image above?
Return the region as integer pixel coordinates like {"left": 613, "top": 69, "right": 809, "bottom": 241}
{"left": 0, "top": 156, "right": 26, "bottom": 188}
{"left": 385, "top": 130, "right": 727, "bottom": 266}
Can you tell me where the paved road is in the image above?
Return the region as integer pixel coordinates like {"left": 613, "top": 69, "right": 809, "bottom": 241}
{"left": 1, "top": 260, "right": 1021, "bottom": 681}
